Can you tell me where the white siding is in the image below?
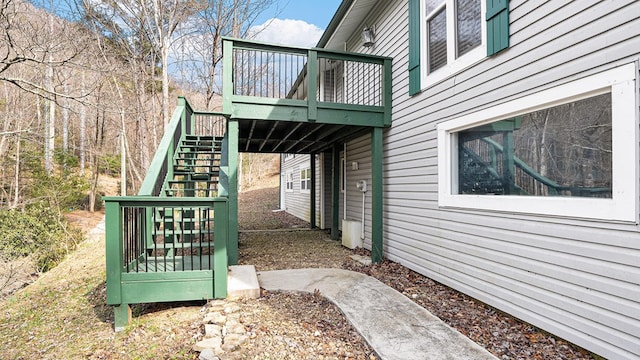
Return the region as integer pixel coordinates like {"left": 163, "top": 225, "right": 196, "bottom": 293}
{"left": 345, "top": 134, "right": 373, "bottom": 248}
{"left": 281, "top": 153, "right": 331, "bottom": 228}
{"left": 340, "top": 0, "right": 640, "bottom": 359}
{"left": 281, "top": 154, "right": 311, "bottom": 223}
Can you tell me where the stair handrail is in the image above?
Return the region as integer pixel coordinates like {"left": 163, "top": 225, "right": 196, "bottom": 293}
{"left": 479, "top": 137, "right": 611, "bottom": 195}
{"left": 139, "top": 97, "right": 193, "bottom": 196}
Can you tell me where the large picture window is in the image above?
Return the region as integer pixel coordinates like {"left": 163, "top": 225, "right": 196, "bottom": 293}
{"left": 437, "top": 64, "right": 637, "bottom": 222}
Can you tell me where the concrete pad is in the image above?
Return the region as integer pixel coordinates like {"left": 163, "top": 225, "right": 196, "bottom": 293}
{"left": 258, "top": 268, "right": 498, "bottom": 360}
{"left": 227, "top": 265, "right": 260, "bottom": 299}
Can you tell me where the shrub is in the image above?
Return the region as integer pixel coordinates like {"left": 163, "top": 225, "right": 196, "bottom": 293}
{"left": 0, "top": 204, "right": 82, "bottom": 272}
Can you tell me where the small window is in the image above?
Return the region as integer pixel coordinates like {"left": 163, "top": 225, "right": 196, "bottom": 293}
{"left": 286, "top": 171, "right": 294, "bottom": 192}
{"left": 300, "top": 166, "right": 311, "bottom": 193}
{"left": 421, "top": 0, "right": 485, "bottom": 85}
{"left": 437, "top": 64, "right": 637, "bottom": 222}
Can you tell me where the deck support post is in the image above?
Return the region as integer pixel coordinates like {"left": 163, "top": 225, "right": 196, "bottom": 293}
{"left": 214, "top": 200, "right": 228, "bottom": 298}
{"left": 331, "top": 143, "right": 341, "bottom": 240}
{"left": 113, "top": 304, "right": 131, "bottom": 332}
{"left": 227, "top": 119, "right": 239, "bottom": 265}
{"left": 371, "top": 127, "right": 383, "bottom": 263}
{"left": 310, "top": 153, "right": 316, "bottom": 229}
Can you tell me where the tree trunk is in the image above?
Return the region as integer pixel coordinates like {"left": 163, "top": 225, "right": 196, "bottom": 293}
{"left": 79, "top": 72, "right": 86, "bottom": 172}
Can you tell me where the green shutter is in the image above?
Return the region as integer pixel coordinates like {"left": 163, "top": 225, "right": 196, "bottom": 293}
{"left": 408, "top": 0, "right": 421, "bottom": 96}
{"left": 486, "top": 0, "right": 509, "bottom": 56}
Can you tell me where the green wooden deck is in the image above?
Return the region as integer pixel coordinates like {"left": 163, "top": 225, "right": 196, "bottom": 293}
{"left": 105, "top": 39, "right": 393, "bottom": 330}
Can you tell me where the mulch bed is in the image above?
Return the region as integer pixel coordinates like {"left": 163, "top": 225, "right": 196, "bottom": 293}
{"left": 233, "top": 185, "right": 598, "bottom": 360}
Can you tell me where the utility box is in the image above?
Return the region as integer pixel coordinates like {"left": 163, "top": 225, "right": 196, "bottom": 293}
{"left": 341, "top": 219, "right": 362, "bottom": 249}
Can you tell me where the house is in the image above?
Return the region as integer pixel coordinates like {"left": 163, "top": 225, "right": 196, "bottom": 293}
{"left": 104, "top": 0, "right": 638, "bottom": 358}
{"left": 278, "top": 0, "right": 640, "bottom": 359}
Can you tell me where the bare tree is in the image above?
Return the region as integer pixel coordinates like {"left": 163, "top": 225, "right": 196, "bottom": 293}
{"left": 175, "top": 0, "right": 279, "bottom": 110}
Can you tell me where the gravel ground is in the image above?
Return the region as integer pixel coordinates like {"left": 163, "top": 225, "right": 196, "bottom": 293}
{"left": 227, "top": 185, "right": 598, "bottom": 360}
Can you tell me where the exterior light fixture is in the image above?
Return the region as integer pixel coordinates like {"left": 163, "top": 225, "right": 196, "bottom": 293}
{"left": 362, "top": 26, "right": 375, "bottom": 48}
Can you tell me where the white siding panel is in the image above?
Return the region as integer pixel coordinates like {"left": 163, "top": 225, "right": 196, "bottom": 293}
{"left": 281, "top": 154, "right": 311, "bottom": 223}
{"left": 343, "top": 0, "right": 640, "bottom": 358}
{"left": 345, "top": 134, "right": 373, "bottom": 248}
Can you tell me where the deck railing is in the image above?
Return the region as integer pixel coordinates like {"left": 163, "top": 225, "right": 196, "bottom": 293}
{"left": 105, "top": 97, "right": 230, "bottom": 328}
{"left": 223, "top": 37, "right": 392, "bottom": 126}
{"left": 104, "top": 197, "right": 228, "bottom": 301}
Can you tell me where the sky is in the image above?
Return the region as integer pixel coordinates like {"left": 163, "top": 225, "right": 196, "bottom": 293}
{"left": 250, "top": 0, "right": 343, "bottom": 47}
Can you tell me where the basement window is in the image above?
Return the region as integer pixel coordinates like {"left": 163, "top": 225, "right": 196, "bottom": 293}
{"left": 437, "top": 64, "right": 638, "bottom": 222}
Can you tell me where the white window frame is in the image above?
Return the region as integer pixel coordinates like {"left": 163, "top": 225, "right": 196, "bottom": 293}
{"left": 437, "top": 63, "right": 638, "bottom": 222}
{"left": 300, "top": 164, "right": 311, "bottom": 194}
{"left": 421, "top": 0, "right": 487, "bottom": 88}
{"left": 285, "top": 170, "right": 294, "bottom": 193}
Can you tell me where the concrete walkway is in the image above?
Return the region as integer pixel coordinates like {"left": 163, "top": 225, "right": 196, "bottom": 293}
{"left": 258, "top": 268, "right": 498, "bottom": 360}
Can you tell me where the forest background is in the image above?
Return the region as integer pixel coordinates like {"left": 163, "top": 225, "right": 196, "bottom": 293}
{"left": 0, "top": 0, "right": 281, "bottom": 293}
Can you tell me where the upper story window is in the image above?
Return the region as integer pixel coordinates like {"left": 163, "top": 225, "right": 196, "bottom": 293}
{"left": 408, "top": 0, "right": 509, "bottom": 95}
{"left": 422, "top": 0, "right": 485, "bottom": 83}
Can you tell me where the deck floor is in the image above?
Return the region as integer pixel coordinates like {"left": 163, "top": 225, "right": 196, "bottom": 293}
{"left": 133, "top": 255, "right": 214, "bottom": 272}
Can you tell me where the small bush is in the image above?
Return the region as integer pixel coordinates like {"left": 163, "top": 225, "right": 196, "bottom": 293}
{"left": 100, "top": 155, "right": 121, "bottom": 176}
{"left": 0, "top": 204, "right": 82, "bottom": 272}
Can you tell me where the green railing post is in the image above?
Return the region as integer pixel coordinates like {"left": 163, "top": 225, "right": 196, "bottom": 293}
{"left": 384, "top": 58, "right": 393, "bottom": 126}
{"left": 213, "top": 200, "right": 228, "bottom": 298}
{"left": 371, "top": 127, "right": 383, "bottom": 263}
{"left": 104, "top": 199, "right": 131, "bottom": 330}
{"left": 227, "top": 120, "right": 239, "bottom": 265}
{"left": 331, "top": 143, "right": 341, "bottom": 240}
{"left": 307, "top": 50, "right": 318, "bottom": 122}
{"left": 222, "top": 39, "right": 234, "bottom": 117}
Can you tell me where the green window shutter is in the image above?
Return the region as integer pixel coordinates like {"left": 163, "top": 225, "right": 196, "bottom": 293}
{"left": 486, "top": 0, "right": 509, "bottom": 56}
{"left": 408, "top": 0, "right": 421, "bottom": 96}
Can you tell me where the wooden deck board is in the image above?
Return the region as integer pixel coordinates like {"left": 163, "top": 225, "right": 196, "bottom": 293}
{"left": 133, "top": 255, "right": 214, "bottom": 272}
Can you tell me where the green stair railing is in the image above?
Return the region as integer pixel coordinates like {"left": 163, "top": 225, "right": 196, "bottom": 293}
{"left": 104, "top": 97, "right": 229, "bottom": 330}
{"left": 459, "top": 136, "right": 611, "bottom": 197}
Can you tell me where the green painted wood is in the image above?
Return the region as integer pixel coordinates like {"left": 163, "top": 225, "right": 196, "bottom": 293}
{"left": 486, "top": 0, "right": 510, "bottom": 56}
{"left": 316, "top": 49, "right": 388, "bottom": 64}
{"left": 384, "top": 58, "right": 393, "bottom": 126}
{"left": 222, "top": 39, "right": 234, "bottom": 116}
{"left": 121, "top": 270, "right": 214, "bottom": 303}
{"left": 308, "top": 50, "right": 318, "bottom": 122}
{"left": 315, "top": 108, "right": 386, "bottom": 127}
{"left": 218, "top": 132, "right": 229, "bottom": 197}
{"left": 224, "top": 36, "right": 309, "bottom": 55}
{"left": 371, "top": 127, "right": 383, "bottom": 263}
{"left": 310, "top": 153, "right": 316, "bottom": 229}
{"left": 408, "top": 0, "right": 421, "bottom": 96}
{"left": 105, "top": 200, "right": 123, "bottom": 305}
{"left": 331, "top": 144, "right": 340, "bottom": 240}
{"left": 139, "top": 105, "right": 185, "bottom": 195}
{"left": 227, "top": 120, "right": 239, "bottom": 265}
{"left": 502, "top": 130, "right": 515, "bottom": 195}
{"left": 214, "top": 200, "right": 228, "bottom": 298}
